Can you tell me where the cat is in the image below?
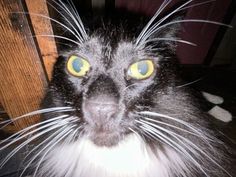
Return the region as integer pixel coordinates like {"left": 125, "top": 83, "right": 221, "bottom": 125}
{"left": 0, "top": 0, "right": 234, "bottom": 177}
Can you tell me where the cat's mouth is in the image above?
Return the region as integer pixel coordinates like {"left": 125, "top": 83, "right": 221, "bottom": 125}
{"left": 84, "top": 124, "right": 125, "bottom": 147}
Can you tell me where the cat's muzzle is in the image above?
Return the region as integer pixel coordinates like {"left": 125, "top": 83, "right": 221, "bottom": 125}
{"left": 83, "top": 94, "right": 119, "bottom": 124}
{"left": 82, "top": 94, "right": 123, "bottom": 146}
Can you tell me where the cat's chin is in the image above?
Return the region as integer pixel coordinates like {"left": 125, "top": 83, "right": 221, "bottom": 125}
{"left": 90, "top": 132, "right": 123, "bottom": 147}
{"left": 83, "top": 124, "right": 124, "bottom": 147}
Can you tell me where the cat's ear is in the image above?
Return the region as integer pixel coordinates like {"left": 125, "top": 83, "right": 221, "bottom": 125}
{"left": 135, "top": 14, "right": 185, "bottom": 52}
{"left": 153, "top": 15, "right": 184, "bottom": 50}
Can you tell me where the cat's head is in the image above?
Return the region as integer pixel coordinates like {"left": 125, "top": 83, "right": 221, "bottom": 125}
{"left": 44, "top": 2, "right": 187, "bottom": 147}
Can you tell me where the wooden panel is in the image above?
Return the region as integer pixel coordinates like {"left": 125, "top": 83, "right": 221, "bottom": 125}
{"left": 0, "top": 0, "right": 47, "bottom": 130}
{"left": 25, "top": 0, "right": 58, "bottom": 80}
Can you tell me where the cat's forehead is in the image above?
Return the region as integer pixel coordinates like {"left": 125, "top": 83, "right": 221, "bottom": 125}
{"left": 66, "top": 36, "right": 158, "bottom": 68}
{"left": 80, "top": 36, "right": 138, "bottom": 60}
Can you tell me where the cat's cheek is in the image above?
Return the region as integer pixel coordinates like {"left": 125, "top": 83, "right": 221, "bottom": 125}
{"left": 123, "top": 79, "right": 155, "bottom": 102}
{"left": 67, "top": 74, "right": 84, "bottom": 91}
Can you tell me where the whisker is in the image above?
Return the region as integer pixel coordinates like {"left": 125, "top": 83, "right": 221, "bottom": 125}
{"left": 0, "top": 115, "right": 69, "bottom": 146}
{"left": 0, "top": 121, "right": 59, "bottom": 152}
{"left": 137, "top": 120, "right": 209, "bottom": 177}
{"left": 137, "top": 111, "right": 216, "bottom": 153}
{"left": 66, "top": 0, "right": 87, "bottom": 37}
{"left": 181, "top": 0, "right": 216, "bottom": 11}
{"left": 150, "top": 19, "right": 232, "bottom": 38}
{"left": 176, "top": 78, "right": 203, "bottom": 88}
{"left": 136, "top": 0, "right": 172, "bottom": 45}
{"left": 140, "top": 118, "right": 206, "bottom": 158}
{"left": 137, "top": 111, "right": 213, "bottom": 141}
{"left": 11, "top": 12, "right": 83, "bottom": 43}
{"left": 140, "top": 123, "right": 198, "bottom": 176}
{"left": 137, "top": 115, "right": 199, "bottom": 137}
{"left": 122, "top": 83, "right": 139, "bottom": 93}
{"left": 33, "top": 126, "right": 76, "bottom": 177}
{"left": 176, "top": 133, "right": 232, "bottom": 177}
{"left": 46, "top": 1, "right": 85, "bottom": 41}
{"left": 0, "top": 116, "right": 73, "bottom": 152}
{"left": 20, "top": 126, "right": 68, "bottom": 177}
{"left": 0, "top": 118, "right": 74, "bottom": 168}
{"left": 51, "top": 0, "right": 87, "bottom": 40}
{"left": 55, "top": 41, "right": 73, "bottom": 47}
{"left": 31, "top": 34, "right": 81, "bottom": 46}
{"left": 136, "top": 0, "right": 194, "bottom": 47}
{"left": 20, "top": 123, "right": 77, "bottom": 177}
{"left": 141, "top": 37, "right": 197, "bottom": 47}
{"left": 139, "top": 119, "right": 231, "bottom": 177}
{"left": 0, "top": 107, "right": 74, "bottom": 128}
{"left": 128, "top": 127, "right": 142, "bottom": 140}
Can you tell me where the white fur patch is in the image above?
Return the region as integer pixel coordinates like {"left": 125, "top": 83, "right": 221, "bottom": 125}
{"left": 208, "top": 105, "right": 232, "bottom": 122}
{"left": 40, "top": 134, "right": 187, "bottom": 177}
{"left": 202, "top": 92, "right": 224, "bottom": 104}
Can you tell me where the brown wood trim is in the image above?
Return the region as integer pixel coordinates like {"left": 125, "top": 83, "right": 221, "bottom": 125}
{"left": 0, "top": 0, "right": 47, "bottom": 130}
{"left": 24, "top": 0, "right": 58, "bottom": 80}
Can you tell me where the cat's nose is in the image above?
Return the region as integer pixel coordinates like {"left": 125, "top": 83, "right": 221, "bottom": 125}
{"left": 83, "top": 95, "right": 119, "bottom": 124}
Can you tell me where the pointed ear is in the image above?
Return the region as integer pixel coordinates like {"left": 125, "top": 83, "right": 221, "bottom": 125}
{"left": 136, "top": 13, "right": 186, "bottom": 52}
{"left": 157, "top": 15, "right": 183, "bottom": 38}
{"left": 154, "top": 15, "right": 184, "bottom": 50}
{"left": 148, "top": 14, "right": 187, "bottom": 51}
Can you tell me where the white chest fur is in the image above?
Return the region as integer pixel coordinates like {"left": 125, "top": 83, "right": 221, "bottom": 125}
{"left": 40, "top": 134, "right": 186, "bottom": 177}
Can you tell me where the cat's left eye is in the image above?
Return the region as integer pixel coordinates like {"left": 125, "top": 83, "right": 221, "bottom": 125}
{"left": 127, "top": 60, "right": 154, "bottom": 80}
{"left": 67, "top": 55, "right": 90, "bottom": 77}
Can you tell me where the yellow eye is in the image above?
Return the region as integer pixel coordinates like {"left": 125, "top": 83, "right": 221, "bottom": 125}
{"left": 67, "top": 55, "right": 90, "bottom": 77}
{"left": 127, "top": 60, "right": 154, "bottom": 80}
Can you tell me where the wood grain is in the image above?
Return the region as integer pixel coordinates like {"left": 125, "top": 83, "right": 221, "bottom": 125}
{"left": 25, "top": 0, "right": 58, "bottom": 80}
{"left": 0, "top": 0, "right": 47, "bottom": 130}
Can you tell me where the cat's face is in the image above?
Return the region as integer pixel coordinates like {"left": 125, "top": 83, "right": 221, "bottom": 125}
{"left": 49, "top": 33, "right": 168, "bottom": 146}
{"left": 43, "top": 0, "right": 185, "bottom": 148}
{"left": 42, "top": 17, "right": 229, "bottom": 176}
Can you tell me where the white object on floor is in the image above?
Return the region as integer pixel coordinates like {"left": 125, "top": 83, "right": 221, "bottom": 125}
{"left": 202, "top": 91, "right": 224, "bottom": 104}
{"left": 208, "top": 105, "right": 232, "bottom": 123}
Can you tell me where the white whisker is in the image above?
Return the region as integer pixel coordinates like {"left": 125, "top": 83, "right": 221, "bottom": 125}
{"left": 46, "top": 1, "right": 85, "bottom": 41}
{"left": 33, "top": 126, "right": 76, "bottom": 177}
{"left": 0, "top": 107, "right": 73, "bottom": 129}
{"left": 181, "top": 0, "right": 216, "bottom": 11}
{"left": 122, "top": 83, "right": 139, "bottom": 93}
{"left": 137, "top": 120, "right": 209, "bottom": 177}
{"left": 0, "top": 118, "right": 74, "bottom": 168}
{"left": 0, "top": 120, "right": 61, "bottom": 151}
{"left": 136, "top": 0, "right": 172, "bottom": 45}
{"left": 139, "top": 119, "right": 231, "bottom": 177}
{"left": 20, "top": 123, "right": 77, "bottom": 177}
{"left": 137, "top": 115, "right": 199, "bottom": 137}
{"left": 141, "top": 37, "right": 197, "bottom": 47}
{"left": 136, "top": 0, "right": 194, "bottom": 47}
{"left": 149, "top": 19, "right": 232, "bottom": 38}
{"left": 137, "top": 111, "right": 213, "bottom": 142}
{"left": 20, "top": 126, "right": 68, "bottom": 177}
{"left": 12, "top": 12, "right": 83, "bottom": 43}
{"left": 32, "top": 34, "right": 81, "bottom": 46}
{"left": 52, "top": 0, "right": 88, "bottom": 40}
{"left": 177, "top": 78, "right": 203, "bottom": 88}
{"left": 0, "top": 115, "right": 69, "bottom": 146}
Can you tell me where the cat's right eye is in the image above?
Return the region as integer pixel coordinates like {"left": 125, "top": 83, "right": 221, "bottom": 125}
{"left": 127, "top": 60, "right": 154, "bottom": 80}
{"left": 66, "top": 55, "right": 90, "bottom": 77}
